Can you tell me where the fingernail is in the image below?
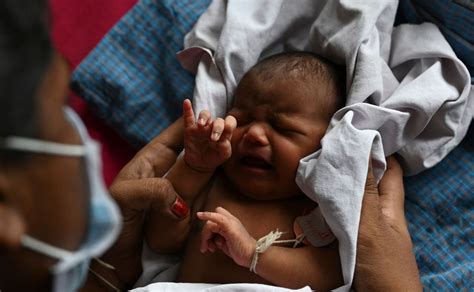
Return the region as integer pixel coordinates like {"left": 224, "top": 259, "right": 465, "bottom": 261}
{"left": 171, "top": 197, "right": 189, "bottom": 219}
{"left": 198, "top": 118, "right": 205, "bottom": 126}
{"left": 212, "top": 132, "right": 220, "bottom": 140}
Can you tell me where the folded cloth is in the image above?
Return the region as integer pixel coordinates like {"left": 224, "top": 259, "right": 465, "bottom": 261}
{"left": 396, "top": 0, "right": 474, "bottom": 81}
{"left": 177, "top": 0, "right": 473, "bottom": 290}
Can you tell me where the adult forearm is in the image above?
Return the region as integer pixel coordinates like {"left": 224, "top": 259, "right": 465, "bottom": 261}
{"left": 354, "top": 225, "right": 422, "bottom": 291}
{"left": 355, "top": 156, "right": 422, "bottom": 291}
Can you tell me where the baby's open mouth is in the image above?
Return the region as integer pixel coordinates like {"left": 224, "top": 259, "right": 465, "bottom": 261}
{"left": 241, "top": 156, "right": 273, "bottom": 169}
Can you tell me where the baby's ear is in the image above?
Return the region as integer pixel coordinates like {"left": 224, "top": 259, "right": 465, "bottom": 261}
{"left": 0, "top": 174, "right": 26, "bottom": 250}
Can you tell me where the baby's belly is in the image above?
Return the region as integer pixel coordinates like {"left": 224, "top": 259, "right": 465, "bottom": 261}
{"left": 177, "top": 177, "right": 314, "bottom": 284}
{"left": 177, "top": 230, "right": 265, "bottom": 284}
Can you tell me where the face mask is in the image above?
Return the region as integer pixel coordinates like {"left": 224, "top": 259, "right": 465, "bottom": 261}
{"left": 0, "top": 107, "right": 122, "bottom": 292}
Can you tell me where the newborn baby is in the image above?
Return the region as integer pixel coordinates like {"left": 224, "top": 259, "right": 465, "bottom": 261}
{"left": 145, "top": 52, "right": 345, "bottom": 290}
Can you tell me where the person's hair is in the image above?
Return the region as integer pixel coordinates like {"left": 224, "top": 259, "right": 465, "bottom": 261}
{"left": 248, "top": 51, "right": 346, "bottom": 118}
{"left": 0, "top": 0, "right": 52, "bottom": 162}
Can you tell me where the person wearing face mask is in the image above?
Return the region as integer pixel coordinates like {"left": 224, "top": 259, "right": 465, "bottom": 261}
{"left": 0, "top": 2, "right": 188, "bottom": 291}
{"left": 0, "top": 1, "right": 420, "bottom": 291}
{"left": 0, "top": 1, "right": 122, "bottom": 290}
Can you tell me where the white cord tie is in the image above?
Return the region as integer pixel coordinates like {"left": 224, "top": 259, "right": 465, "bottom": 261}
{"left": 249, "top": 229, "right": 305, "bottom": 274}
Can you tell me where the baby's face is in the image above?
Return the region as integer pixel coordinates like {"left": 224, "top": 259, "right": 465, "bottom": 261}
{"left": 223, "top": 72, "right": 333, "bottom": 200}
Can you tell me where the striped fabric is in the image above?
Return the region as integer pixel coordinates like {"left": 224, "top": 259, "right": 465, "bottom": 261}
{"left": 71, "top": 0, "right": 473, "bottom": 289}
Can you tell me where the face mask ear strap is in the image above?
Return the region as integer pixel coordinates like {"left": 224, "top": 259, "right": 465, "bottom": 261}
{"left": 21, "top": 235, "right": 74, "bottom": 260}
{"left": 0, "top": 137, "right": 86, "bottom": 156}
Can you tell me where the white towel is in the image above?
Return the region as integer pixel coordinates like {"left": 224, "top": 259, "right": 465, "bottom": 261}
{"left": 175, "top": 0, "right": 473, "bottom": 290}
{"left": 133, "top": 282, "right": 311, "bottom": 292}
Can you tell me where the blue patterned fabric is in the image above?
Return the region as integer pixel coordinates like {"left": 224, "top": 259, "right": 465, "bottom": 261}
{"left": 396, "top": 0, "right": 474, "bottom": 82}
{"left": 71, "top": 0, "right": 211, "bottom": 148}
{"left": 71, "top": 0, "right": 473, "bottom": 289}
{"left": 397, "top": 3, "right": 474, "bottom": 287}
{"left": 405, "top": 123, "right": 474, "bottom": 290}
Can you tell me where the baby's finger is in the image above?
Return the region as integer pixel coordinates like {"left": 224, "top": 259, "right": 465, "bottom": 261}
{"left": 215, "top": 206, "right": 238, "bottom": 221}
{"left": 221, "top": 115, "right": 237, "bottom": 141}
{"left": 213, "top": 234, "right": 229, "bottom": 255}
{"left": 197, "top": 211, "right": 230, "bottom": 232}
{"left": 200, "top": 220, "right": 220, "bottom": 253}
{"left": 197, "top": 110, "right": 211, "bottom": 127}
{"left": 214, "top": 234, "right": 225, "bottom": 247}
{"left": 183, "top": 99, "right": 195, "bottom": 128}
{"left": 211, "top": 118, "right": 225, "bottom": 141}
{"left": 210, "top": 140, "right": 232, "bottom": 160}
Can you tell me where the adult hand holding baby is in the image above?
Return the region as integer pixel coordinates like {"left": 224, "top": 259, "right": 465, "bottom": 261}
{"left": 354, "top": 156, "right": 422, "bottom": 291}
{"left": 84, "top": 118, "right": 188, "bottom": 289}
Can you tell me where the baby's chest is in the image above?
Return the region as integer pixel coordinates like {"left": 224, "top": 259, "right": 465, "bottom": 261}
{"left": 200, "top": 178, "right": 310, "bottom": 240}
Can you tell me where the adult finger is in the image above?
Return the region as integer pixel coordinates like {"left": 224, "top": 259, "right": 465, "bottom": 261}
{"left": 379, "top": 156, "right": 404, "bottom": 210}
{"left": 361, "top": 159, "right": 381, "bottom": 213}
{"left": 211, "top": 118, "right": 225, "bottom": 141}
{"left": 378, "top": 156, "right": 407, "bottom": 232}
{"left": 221, "top": 115, "right": 237, "bottom": 141}
{"left": 183, "top": 99, "right": 196, "bottom": 128}
{"left": 110, "top": 177, "right": 188, "bottom": 220}
{"left": 197, "top": 110, "right": 212, "bottom": 127}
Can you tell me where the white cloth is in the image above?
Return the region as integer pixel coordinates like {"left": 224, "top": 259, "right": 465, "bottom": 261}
{"left": 174, "top": 1, "right": 474, "bottom": 290}
{"left": 133, "top": 282, "right": 311, "bottom": 292}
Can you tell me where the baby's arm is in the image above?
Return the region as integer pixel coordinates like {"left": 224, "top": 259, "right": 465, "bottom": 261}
{"left": 166, "top": 99, "right": 236, "bottom": 204}
{"left": 197, "top": 207, "right": 343, "bottom": 290}
{"left": 145, "top": 100, "right": 236, "bottom": 253}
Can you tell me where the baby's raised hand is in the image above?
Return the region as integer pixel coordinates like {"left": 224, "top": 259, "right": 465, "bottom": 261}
{"left": 197, "top": 207, "right": 256, "bottom": 268}
{"left": 182, "top": 99, "right": 236, "bottom": 173}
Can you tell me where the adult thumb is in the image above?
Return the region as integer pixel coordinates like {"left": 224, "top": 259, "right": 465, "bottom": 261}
{"left": 362, "top": 159, "right": 381, "bottom": 210}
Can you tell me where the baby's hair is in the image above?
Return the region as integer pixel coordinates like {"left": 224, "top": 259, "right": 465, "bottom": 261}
{"left": 248, "top": 51, "right": 346, "bottom": 117}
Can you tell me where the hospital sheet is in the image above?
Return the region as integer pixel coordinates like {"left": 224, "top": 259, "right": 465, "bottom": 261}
{"left": 132, "top": 282, "right": 311, "bottom": 292}
{"left": 176, "top": 0, "right": 474, "bottom": 290}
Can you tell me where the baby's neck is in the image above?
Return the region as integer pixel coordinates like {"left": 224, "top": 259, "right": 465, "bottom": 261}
{"left": 216, "top": 172, "right": 304, "bottom": 202}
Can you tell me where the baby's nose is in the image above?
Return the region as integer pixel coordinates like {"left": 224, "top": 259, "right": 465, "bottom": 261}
{"left": 243, "top": 123, "right": 269, "bottom": 146}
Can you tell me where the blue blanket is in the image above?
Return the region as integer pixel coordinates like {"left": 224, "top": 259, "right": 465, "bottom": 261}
{"left": 71, "top": 0, "right": 473, "bottom": 289}
{"left": 405, "top": 123, "right": 473, "bottom": 289}
{"left": 71, "top": 0, "right": 211, "bottom": 148}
